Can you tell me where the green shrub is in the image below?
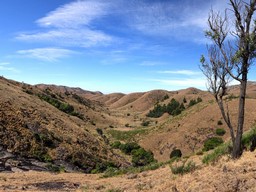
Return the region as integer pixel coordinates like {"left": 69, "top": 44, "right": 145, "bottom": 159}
{"left": 96, "top": 128, "right": 103, "bottom": 135}
{"left": 215, "top": 128, "right": 226, "bottom": 136}
{"left": 131, "top": 148, "right": 155, "bottom": 167}
{"left": 38, "top": 93, "right": 82, "bottom": 119}
{"left": 203, "top": 137, "right": 224, "bottom": 151}
{"left": 46, "top": 163, "right": 65, "bottom": 173}
{"left": 91, "top": 162, "right": 116, "bottom": 174}
{"left": 147, "top": 98, "right": 185, "bottom": 118}
{"left": 170, "top": 160, "right": 196, "bottom": 175}
{"left": 163, "top": 94, "right": 169, "bottom": 101}
{"left": 170, "top": 149, "right": 182, "bottom": 159}
{"left": 147, "top": 104, "right": 165, "bottom": 118}
{"left": 141, "top": 121, "right": 150, "bottom": 127}
{"left": 202, "top": 142, "right": 230, "bottom": 164}
{"left": 241, "top": 127, "right": 256, "bottom": 148}
{"left": 188, "top": 97, "right": 202, "bottom": 107}
{"left": 196, "top": 151, "right": 204, "bottom": 156}
{"left": 111, "top": 141, "right": 122, "bottom": 149}
{"left": 217, "top": 120, "right": 223, "bottom": 125}
{"left": 119, "top": 142, "right": 140, "bottom": 155}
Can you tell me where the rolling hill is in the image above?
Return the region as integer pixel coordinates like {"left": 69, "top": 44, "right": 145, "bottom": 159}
{"left": 1, "top": 77, "right": 256, "bottom": 191}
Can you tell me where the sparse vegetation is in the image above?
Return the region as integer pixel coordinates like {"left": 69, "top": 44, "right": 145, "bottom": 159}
{"left": 103, "top": 161, "right": 163, "bottom": 178}
{"left": 225, "top": 94, "right": 239, "bottom": 101}
{"left": 46, "top": 163, "right": 65, "bottom": 173}
{"left": 38, "top": 93, "right": 83, "bottom": 119}
{"left": 72, "top": 93, "right": 91, "bottom": 107}
{"left": 170, "top": 160, "right": 196, "bottom": 175}
{"left": 202, "top": 142, "right": 230, "bottom": 164}
{"left": 203, "top": 127, "right": 256, "bottom": 164}
{"left": 107, "top": 129, "right": 148, "bottom": 141}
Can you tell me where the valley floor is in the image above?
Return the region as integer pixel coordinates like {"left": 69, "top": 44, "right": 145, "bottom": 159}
{"left": 0, "top": 151, "right": 256, "bottom": 192}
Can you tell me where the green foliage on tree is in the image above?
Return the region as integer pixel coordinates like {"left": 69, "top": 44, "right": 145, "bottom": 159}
{"left": 147, "top": 98, "right": 185, "bottom": 118}
{"left": 38, "top": 94, "right": 83, "bottom": 119}
{"left": 119, "top": 142, "right": 140, "bottom": 155}
{"left": 188, "top": 97, "right": 202, "bottom": 107}
{"left": 114, "top": 142, "right": 155, "bottom": 167}
{"left": 131, "top": 148, "right": 155, "bottom": 167}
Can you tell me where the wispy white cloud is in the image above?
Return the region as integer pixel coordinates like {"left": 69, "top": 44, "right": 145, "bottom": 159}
{"left": 127, "top": 0, "right": 228, "bottom": 43}
{"left": 37, "top": 1, "right": 108, "bottom": 28}
{"left": 157, "top": 70, "right": 201, "bottom": 76}
{"left": 0, "top": 62, "right": 10, "bottom": 66}
{"left": 0, "top": 62, "right": 19, "bottom": 73}
{"left": 151, "top": 78, "right": 207, "bottom": 89}
{"left": 16, "top": 0, "right": 113, "bottom": 47}
{"left": 16, "top": 0, "right": 229, "bottom": 48}
{"left": 17, "top": 29, "right": 112, "bottom": 48}
{"left": 17, "top": 47, "right": 78, "bottom": 62}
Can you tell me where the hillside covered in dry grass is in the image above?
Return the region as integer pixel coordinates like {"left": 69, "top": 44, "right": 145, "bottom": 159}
{"left": 1, "top": 77, "right": 256, "bottom": 191}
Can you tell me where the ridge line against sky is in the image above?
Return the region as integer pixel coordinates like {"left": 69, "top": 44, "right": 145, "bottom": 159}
{"left": 0, "top": 0, "right": 255, "bottom": 93}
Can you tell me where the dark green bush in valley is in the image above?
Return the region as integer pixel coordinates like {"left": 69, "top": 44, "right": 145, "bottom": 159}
{"left": 215, "top": 128, "right": 226, "bottom": 136}
{"left": 170, "top": 149, "right": 182, "bottom": 159}
{"left": 113, "top": 142, "right": 156, "bottom": 167}
{"left": 131, "top": 148, "right": 155, "bottom": 167}
{"left": 119, "top": 142, "right": 140, "bottom": 155}
{"left": 147, "top": 98, "right": 185, "bottom": 118}
{"left": 203, "top": 137, "right": 224, "bottom": 151}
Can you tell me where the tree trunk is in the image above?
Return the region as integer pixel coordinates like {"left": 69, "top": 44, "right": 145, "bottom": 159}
{"left": 232, "top": 76, "right": 247, "bottom": 158}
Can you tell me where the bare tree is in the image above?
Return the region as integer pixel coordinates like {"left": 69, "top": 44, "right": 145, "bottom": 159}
{"left": 200, "top": 0, "right": 256, "bottom": 158}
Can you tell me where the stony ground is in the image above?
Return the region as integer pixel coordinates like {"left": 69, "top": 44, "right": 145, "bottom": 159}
{"left": 0, "top": 151, "right": 256, "bottom": 192}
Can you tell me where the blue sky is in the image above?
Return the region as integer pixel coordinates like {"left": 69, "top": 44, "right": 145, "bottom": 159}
{"left": 0, "top": 0, "right": 255, "bottom": 93}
